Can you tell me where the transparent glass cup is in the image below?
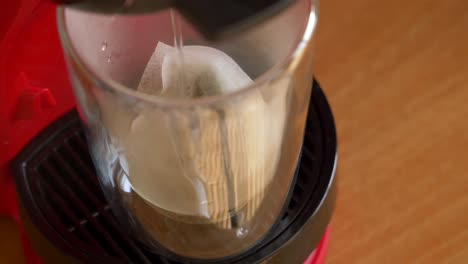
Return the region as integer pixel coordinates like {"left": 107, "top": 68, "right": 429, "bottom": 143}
{"left": 58, "top": 0, "right": 317, "bottom": 260}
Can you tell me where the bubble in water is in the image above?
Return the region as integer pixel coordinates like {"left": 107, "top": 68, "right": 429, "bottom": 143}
{"left": 107, "top": 55, "right": 112, "bottom": 63}
{"left": 236, "top": 227, "right": 248, "bottom": 238}
{"left": 101, "top": 41, "right": 107, "bottom": 51}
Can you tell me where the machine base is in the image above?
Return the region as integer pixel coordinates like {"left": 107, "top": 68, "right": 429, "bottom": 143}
{"left": 11, "top": 80, "right": 337, "bottom": 264}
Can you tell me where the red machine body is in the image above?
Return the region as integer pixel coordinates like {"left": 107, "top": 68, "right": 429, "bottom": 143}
{"left": 1, "top": 1, "right": 74, "bottom": 262}
{"left": 0, "top": 1, "right": 329, "bottom": 263}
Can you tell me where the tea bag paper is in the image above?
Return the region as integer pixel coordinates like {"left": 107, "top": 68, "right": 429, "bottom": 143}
{"left": 138, "top": 42, "right": 252, "bottom": 96}
{"left": 125, "top": 42, "right": 285, "bottom": 227}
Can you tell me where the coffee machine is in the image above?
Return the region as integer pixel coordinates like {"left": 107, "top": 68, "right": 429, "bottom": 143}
{"left": 0, "top": 0, "right": 337, "bottom": 263}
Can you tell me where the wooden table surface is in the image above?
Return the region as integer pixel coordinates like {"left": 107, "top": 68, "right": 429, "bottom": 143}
{"left": 1, "top": 0, "right": 468, "bottom": 263}
{"left": 315, "top": 0, "right": 468, "bottom": 263}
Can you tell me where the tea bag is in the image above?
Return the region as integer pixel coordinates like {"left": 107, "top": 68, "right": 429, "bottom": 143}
{"left": 138, "top": 43, "right": 252, "bottom": 97}
{"left": 127, "top": 42, "right": 284, "bottom": 228}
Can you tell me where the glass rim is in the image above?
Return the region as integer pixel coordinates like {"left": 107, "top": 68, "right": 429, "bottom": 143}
{"left": 56, "top": 3, "right": 318, "bottom": 108}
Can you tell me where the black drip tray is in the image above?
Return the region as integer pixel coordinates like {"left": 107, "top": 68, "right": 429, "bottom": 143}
{"left": 13, "top": 80, "right": 337, "bottom": 264}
